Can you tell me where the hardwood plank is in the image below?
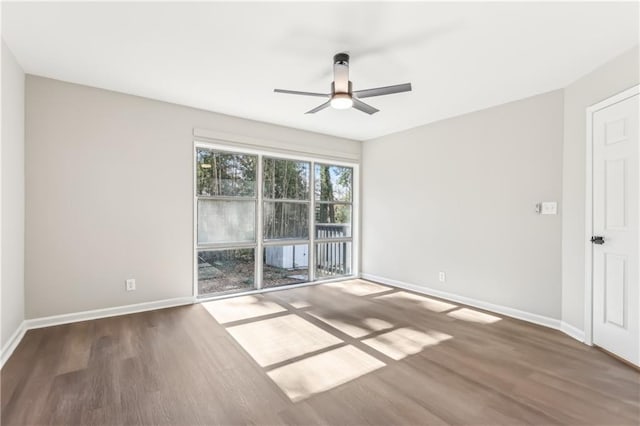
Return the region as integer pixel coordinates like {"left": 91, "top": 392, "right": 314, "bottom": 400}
{"left": 2, "top": 279, "right": 638, "bottom": 425}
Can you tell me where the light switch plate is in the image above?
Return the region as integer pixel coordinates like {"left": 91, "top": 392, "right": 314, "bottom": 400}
{"left": 540, "top": 201, "right": 557, "bottom": 215}
{"left": 125, "top": 279, "right": 136, "bottom": 291}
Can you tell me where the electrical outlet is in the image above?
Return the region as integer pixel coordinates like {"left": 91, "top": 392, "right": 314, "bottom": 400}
{"left": 125, "top": 279, "right": 136, "bottom": 291}
{"left": 439, "top": 272, "right": 446, "bottom": 282}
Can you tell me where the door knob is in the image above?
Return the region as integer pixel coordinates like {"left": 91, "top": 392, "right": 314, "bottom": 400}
{"left": 590, "top": 236, "right": 605, "bottom": 245}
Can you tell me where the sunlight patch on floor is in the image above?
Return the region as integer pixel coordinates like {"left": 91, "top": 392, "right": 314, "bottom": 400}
{"left": 266, "top": 287, "right": 316, "bottom": 309}
{"left": 307, "top": 311, "right": 394, "bottom": 338}
{"left": 201, "top": 295, "right": 286, "bottom": 324}
{"left": 288, "top": 299, "right": 312, "bottom": 309}
{"left": 267, "top": 345, "right": 385, "bottom": 402}
{"left": 226, "top": 314, "right": 342, "bottom": 367}
{"left": 447, "top": 307, "right": 502, "bottom": 324}
{"left": 361, "top": 328, "right": 453, "bottom": 360}
{"left": 323, "top": 279, "right": 392, "bottom": 296}
{"left": 375, "top": 291, "right": 458, "bottom": 313}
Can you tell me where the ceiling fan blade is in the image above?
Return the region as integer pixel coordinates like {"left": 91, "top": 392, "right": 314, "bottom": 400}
{"left": 274, "top": 89, "right": 329, "bottom": 98}
{"left": 353, "top": 83, "right": 412, "bottom": 99}
{"left": 305, "top": 100, "right": 332, "bottom": 114}
{"left": 352, "top": 98, "right": 379, "bottom": 115}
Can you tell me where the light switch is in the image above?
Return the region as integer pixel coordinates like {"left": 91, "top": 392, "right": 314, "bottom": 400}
{"left": 540, "top": 201, "right": 557, "bottom": 215}
{"left": 125, "top": 279, "right": 136, "bottom": 291}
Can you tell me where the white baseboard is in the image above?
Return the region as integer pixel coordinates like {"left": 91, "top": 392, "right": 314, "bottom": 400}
{"left": 1, "top": 296, "right": 194, "bottom": 369}
{"left": 560, "top": 321, "right": 585, "bottom": 342}
{"left": 1, "top": 321, "right": 27, "bottom": 368}
{"left": 2, "top": 277, "right": 588, "bottom": 368}
{"left": 360, "top": 273, "right": 580, "bottom": 337}
{"left": 25, "top": 296, "right": 195, "bottom": 329}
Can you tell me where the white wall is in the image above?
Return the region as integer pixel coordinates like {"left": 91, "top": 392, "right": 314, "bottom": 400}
{"left": 362, "top": 90, "right": 564, "bottom": 320}
{"left": 1, "top": 40, "right": 26, "bottom": 350}
{"left": 25, "top": 76, "right": 360, "bottom": 319}
{"left": 19, "top": 47, "right": 640, "bottom": 330}
{"left": 561, "top": 46, "right": 639, "bottom": 330}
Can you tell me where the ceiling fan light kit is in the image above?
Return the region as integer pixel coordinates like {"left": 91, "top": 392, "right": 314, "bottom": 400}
{"left": 330, "top": 93, "right": 353, "bottom": 110}
{"left": 274, "top": 53, "right": 412, "bottom": 115}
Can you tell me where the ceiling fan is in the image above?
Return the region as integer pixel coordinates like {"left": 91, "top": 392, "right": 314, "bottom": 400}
{"left": 274, "top": 53, "right": 412, "bottom": 115}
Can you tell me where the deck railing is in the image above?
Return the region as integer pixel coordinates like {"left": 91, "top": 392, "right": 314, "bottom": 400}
{"left": 316, "top": 224, "right": 351, "bottom": 276}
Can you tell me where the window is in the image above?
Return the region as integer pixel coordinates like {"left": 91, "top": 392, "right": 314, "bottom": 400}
{"left": 262, "top": 157, "right": 311, "bottom": 289}
{"left": 314, "top": 164, "right": 353, "bottom": 278}
{"left": 196, "top": 148, "right": 258, "bottom": 297}
{"left": 195, "top": 146, "right": 356, "bottom": 297}
{"left": 263, "top": 244, "right": 309, "bottom": 288}
{"left": 198, "top": 249, "right": 255, "bottom": 294}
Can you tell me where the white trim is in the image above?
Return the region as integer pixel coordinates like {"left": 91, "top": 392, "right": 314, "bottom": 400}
{"left": 585, "top": 103, "right": 594, "bottom": 345}
{"left": 194, "top": 139, "right": 359, "bottom": 168}
{"left": 192, "top": 146, "right": 199, "bottom": 299}
{"left": 362, "top": 274, "right": 590, "bottom": 344}
{"left": 1, "top": 297, "right": 195, "bottom": 368}
{"left": 25, "top": 297, "right": 194, "bottom": 330}
{"left": 361, "top": 273, "right": 572, "bottom": 333}
{"left": 561, "top": 321, "right": 586, "bottom": 343}
{"left": 1, "top": 321, "right": 27, "bottom": 368}
{"left": 309, "top": 158, "right": 316, "bottom": 283}
{"left": 256, "top": 152, "right": 265, "bottom": 289}
{"left": 351, "top": 162, "right": 361, "bottom": 279}
{"left": 584, "top": 84, "right": 640, "bottom": 346}
{"left": 193, "top": 128, "right": 360, "bottom": 162}
{"left": 588, "top": 85, "right": 640, "bottom": 113}
{"left": 2, "top": 274, "right": 586, "bottom": 368}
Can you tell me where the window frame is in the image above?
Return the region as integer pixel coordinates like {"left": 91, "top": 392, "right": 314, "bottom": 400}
{"left": 193, "top": 140, "right": 359, "bottom": 300}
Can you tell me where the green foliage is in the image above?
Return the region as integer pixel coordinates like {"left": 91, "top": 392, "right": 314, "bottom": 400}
{"left": 264, "top": 202, "right": 309, "bottom": 240}
{"left": 262, "top": 158, "right": 310, "bottom": 239}
{"left": 263, "top": 158, "right": 309, "bottom": 200}
{"left": 316, "top": 165, "right": 352, "bottom": 223}
{"left": 196, "top": 149, "right": 256, "bottom": 196}
{"left": 315, "top": 164, "right": 352, "bottom": 202}
{"left": 337, "top": 167, "right": 353, "bottom": 201}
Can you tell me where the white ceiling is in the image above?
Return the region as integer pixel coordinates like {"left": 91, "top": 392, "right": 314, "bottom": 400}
{"left": 2, "top": 2, "right": 638, "bottom": 141}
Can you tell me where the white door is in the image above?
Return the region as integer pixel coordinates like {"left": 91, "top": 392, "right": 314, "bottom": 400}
{"left": 592, "top": 92, "right": 639, "bottom": 366}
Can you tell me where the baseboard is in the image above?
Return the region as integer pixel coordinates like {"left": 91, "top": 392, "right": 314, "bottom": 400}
{"left": 2, "top": 277, "right": 587, "bottom": 368}
{"left": 25, "top": 296, "right": 195, "bottom": 329}
{"left": 1, "top": 321, "right": 27, "bottom": 368}
{"left": 1, "top": 296, "right": 194, "bottom": 369}
{"left": 361, "top": 273, "right": 566, "bottom": 332}
{"left": 560, "top": 321, "right": 585, "bottom": 342}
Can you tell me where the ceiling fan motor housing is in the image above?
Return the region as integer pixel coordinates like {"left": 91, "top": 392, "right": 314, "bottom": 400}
{"left": 333, "top": 53, "right": 350, "bottom": 65}
{"left": 331, "top": 81, "right": 352, "bottom": 96}
{"left": 333, "top": 53, "right": 351, "bottom": 94}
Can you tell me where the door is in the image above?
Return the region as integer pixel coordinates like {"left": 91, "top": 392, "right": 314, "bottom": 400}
{"left": 592, "top": 92, "right": 639, "bottom": 366}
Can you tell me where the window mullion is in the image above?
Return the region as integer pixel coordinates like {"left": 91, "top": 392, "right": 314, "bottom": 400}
{"left": 256, "top": 154, "right": 264, "bottom": 290}
{"left": 309, "top": 161, "right": 316, "bottom": 282}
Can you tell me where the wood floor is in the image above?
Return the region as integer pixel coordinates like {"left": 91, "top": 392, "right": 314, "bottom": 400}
{"left": 2, "top": 279, "right": 639, "bottom": 425}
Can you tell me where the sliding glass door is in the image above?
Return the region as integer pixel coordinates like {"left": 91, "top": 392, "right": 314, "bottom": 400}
{"left": 195, "top": 144, "right": 356, "bottom": 298}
